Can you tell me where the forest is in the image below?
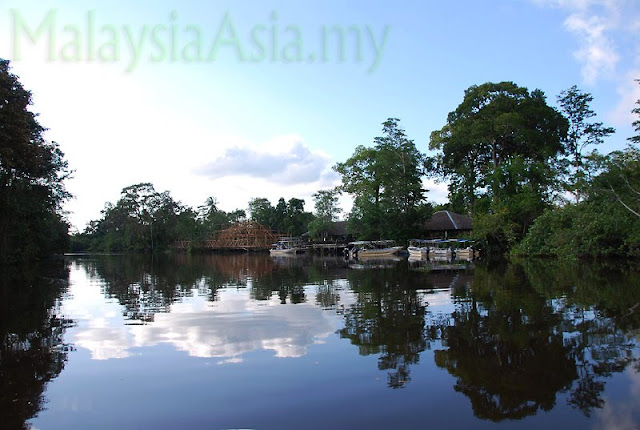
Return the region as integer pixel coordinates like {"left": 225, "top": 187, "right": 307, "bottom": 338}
{"left": 2, "top": 57, "right": 640, "bottom": 262}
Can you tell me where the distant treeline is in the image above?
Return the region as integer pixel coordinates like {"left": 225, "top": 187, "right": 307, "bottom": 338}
{"left": 70, "top": 187, "right": 325, "bottom": 253}
{"left": 75, "top": 82, "right": 640, "bottom": 258}
{"left": 3, "top": 54, "right": 640, "bottom": 262}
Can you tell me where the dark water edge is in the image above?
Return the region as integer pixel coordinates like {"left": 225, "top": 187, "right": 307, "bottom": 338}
{"left": 2, "top": 254, "right": 639, "bottom": 430}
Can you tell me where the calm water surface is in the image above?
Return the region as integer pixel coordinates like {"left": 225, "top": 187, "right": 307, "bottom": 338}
{"left": 2, "top": 254, "right": 640, "bottom": 429}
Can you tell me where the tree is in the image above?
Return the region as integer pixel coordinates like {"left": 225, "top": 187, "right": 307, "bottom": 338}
{"left": 227, "top": 209, "right": 246, "bottom": 223}
{"left": 308, "top": 189, "right": 342, "bottom": 240}
{"left": 81, "top": 183, "right": 184, "bottom": 252}
{"left": 430, "top": 82, "right": 567, "bottom": 213}
{"left": 557, "top": 85, "right": 615, "bottom": 202}
{"left": 198, "top": 196, "right": 231, "bottom": 235}
{"left": 597, "top": 146, "right": 640, "bottom": 219}
{"left": 284, "top": 197, "right": 312, "bottom": 237}
{"left": 0, "top": 59, "right": 71, "bottom": 262}
{"left": 274, "top": 197, "right": 288, "bottom": 232}
{"left": 429, "top": 82, "right": 568, "bottom": 250}
{"left": 629, "top": 79, "right": 640, "bottom": 145}
{"left": 248, "top": 197, "right": 313, "bottom": 236}
{"left": 335, "top": 118, "right": 428, "bottom": 242}
{"left": 248, "top": 197, "right": 276, "bottom": 229}
{"left": 513, "top": 145, "right": 640, "bottom": 258}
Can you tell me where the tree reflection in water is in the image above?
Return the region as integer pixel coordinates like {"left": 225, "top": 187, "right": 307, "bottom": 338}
{"left": 0, "top": 261, "right": 72, "bottom": 430}
{"left": 337, "top": 258, "right": 640, "bottom": 421}
{"left": 433, "top": 261, "right": 640, "bottom": 420}
{"left": 338, "top": 260, "right": 469, "bottom": 389}
{"left": 53, "top": 254, "right": 640, "bottom": 424}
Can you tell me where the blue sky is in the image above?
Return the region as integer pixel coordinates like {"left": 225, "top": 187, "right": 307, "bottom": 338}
{"left": 1, "top": 0, "right": 639, "bottom": 230}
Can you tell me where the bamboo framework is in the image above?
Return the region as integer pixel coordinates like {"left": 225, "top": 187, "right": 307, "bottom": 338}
{"left": 205, "top": 221, "right": 278, "bottom": 250}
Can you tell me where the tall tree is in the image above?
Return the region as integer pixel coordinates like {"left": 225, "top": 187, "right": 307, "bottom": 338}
{"left": 0, "top": 59, "right": 71, "bottom": 262}
{"left": 308, "top": 189, "right": 342, "bottom": 240}
{"left": 429, "top": 82, "right": 568, "bottom": 249}
{"left": 82, "top": 183, "right": 183, "bottom": 252}
{"left": 430, "top": 82, "right": 567, "bottom": 214}
{"left": 284, "top": 197, "right": 310, "bottom": 236}
{"left": 335, "top": 118, "right": 427, "bottom": 242}
{"left": 248, "top": 197, "right": 276, "bottom": 229}
{"left": 597, "top": 146, "right": 640, "bottom": 219}
{"left": 629, "top": 79, "right": 640, "bottom": 145}
{"left": 248, "top": 197, "right": 312, "bottom": 236}
{"left": 557, "top": 85, "right": 615, "bottom": 202}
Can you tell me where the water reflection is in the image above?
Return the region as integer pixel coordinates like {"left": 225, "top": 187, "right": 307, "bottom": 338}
{"left": 70, "top": 255, "right": 640, "bottom": 407}
{"left": 433, "top": 261, "right": 640, "bottom": 421}
{"left": 0, "top": 261, "right": 72, "bottom": 430}
{"left": 6, "top": 255, "right": 640, "bottom": 429}
{"left": 339, "top": 262, "right": 474, "bottom": 389}
{"left": 64, "top": 255, "right": 354, "bottom": 361}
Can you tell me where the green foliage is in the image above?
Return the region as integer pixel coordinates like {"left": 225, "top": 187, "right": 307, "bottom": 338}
{"left": 308, "top": 189, "right": 342, "bottom": 240}
{"left": 513, "top": 200, "right": 640, "bottom": 258}
{"left": 335, "top": 118, "right": 429, "bottom": 243}
{"left": 248, "top": 196, "right": 313, "bottom": 236}
{"left": 0, "top": 59, "right": 71, "bottom": 263}
{"left": 80, "top": 183, "right": 185, "bottom": 252}
{"left": 197, "top": 196, "right": 245, "bottom": 237}
{"left": 429, "top": 82, "right": 568, "bottom": 216}
{"left": 473, "top": 209, "right": 519, "bottom": 255}
{"left": 429, "top": 82, "right": 570, "bottom": 251}
{"left": 515, "top": 143, "right": 640, "bottom": 258}
{"left": 629, "top": 79, "right": 640, "bottom": 145}
{"left": 597, "top": 145, "right": 640, "bottom": 218}
{"left": 557, "top": 85, "right": 615, "bottom": 202}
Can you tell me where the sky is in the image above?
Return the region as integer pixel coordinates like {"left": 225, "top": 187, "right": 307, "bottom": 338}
{"left": 0, "top": 0, "right": 639, "bottom": 231}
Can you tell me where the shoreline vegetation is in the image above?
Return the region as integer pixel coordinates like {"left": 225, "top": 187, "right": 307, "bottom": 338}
{"left": 2, "top": 58, "right": 640, "bottom": 264}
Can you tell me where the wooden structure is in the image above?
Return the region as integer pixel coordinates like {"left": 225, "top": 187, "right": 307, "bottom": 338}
{"left": 174, "top": 240, "right": 191, "bottom": 250}
{"left": 206, "top": 221, "right": 278, "bottom": 251}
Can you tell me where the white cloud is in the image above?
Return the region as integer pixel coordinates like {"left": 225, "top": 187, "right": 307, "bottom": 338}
{"left": 425, "top": 179, "right": 449, "bottom": 204}
{"left": 195, "top": 135, "right": 336, "bottom": 186}
{"left": 67, "top": 282, "right": 347, "bottom": 360}
{"left": 532, "top": 0, "right": 639, "bottom": 84}
{"left": 592, "top": 366, "right": 640, "bottom": 430}
{"left": 610, "top": 73, "right": 640, "bottom": 127}
{"left": 564, "top": 12, "right": 619, "bottom": 84}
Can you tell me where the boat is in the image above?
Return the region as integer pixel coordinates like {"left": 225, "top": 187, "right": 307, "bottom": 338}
{"left": 407, "top": 239, "right": 451, "bottom": 260}
{"left": 348, "top": 240, "right": 403, "bottom": 259}
{"left": 408, "top": 239, "right": 437, "bottom": 259}
{"left": 451, "top": 239, "right": 477, "bottom": 261}
{"left": 408, "top": 238, "right": 478, "bottom": 261}
{"left": 430, "top": 241, "right": 453, "bottom": 260}
{"left": 269, "top": 238, "right": 303, "bottom": 255}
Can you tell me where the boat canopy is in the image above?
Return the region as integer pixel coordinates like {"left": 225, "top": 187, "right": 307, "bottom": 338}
{"left": 348, "top": 240, "right": 396, "bottom": 246}
{"left": 409, "top": 238, "right": 475, "bottom": 245}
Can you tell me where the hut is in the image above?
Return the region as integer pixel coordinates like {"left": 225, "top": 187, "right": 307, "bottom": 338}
{"left": 324, "top": 221, "right": 352, "bottom": 243}
{"left": 423, "top": 210, "right": 472, "bottom": 239}
{"left": 303, "top": 221, "right": 353, "bottom": 243}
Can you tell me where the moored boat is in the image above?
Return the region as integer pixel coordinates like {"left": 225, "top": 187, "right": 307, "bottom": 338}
{"left": 349, "top": 240, "right": 403, "bottom": 258}
{"left": 408, "top": 239, "right": 431, "bottom": 259}
{"left": 269, "top": 238, "right": 303, "bottom": 255}
{"left": 407, "top": 238, "right": 478, "bottom": 261}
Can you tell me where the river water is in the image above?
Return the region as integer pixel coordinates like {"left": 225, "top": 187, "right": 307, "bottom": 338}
{"left": 2, "top": 254, "right": 640, "bottom": 430}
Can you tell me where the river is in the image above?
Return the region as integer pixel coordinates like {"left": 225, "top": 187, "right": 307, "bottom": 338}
{"left": 2, "top": 254, "right": 639, "bottom": 429}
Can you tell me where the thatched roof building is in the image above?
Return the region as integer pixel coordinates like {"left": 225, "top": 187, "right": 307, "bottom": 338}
{"left": 424, "top": 210, "right": 472, "bottom": 238}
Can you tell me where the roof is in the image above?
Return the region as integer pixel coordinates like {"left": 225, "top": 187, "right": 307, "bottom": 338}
{"left": 424, "top": 211, "right": 473, "bottom": 231}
